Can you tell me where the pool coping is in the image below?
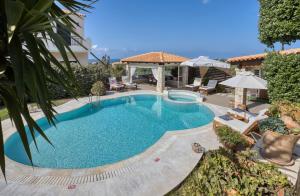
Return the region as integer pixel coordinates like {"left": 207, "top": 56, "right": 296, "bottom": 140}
{"left": 0, "top": 90, "right": 227, "bottom": 195}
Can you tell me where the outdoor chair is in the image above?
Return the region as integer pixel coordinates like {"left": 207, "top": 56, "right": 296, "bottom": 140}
{"left": 227, "top": 108, "right": 268, "bottom": 122}
{"left": 122, "top": 76, "right": 138, "bottom": 89}
{"left": 185, "top": 78, "right": 202, "bottom": 91}
{"left": 213, "top": 110, "right": 268, "bottom": 144}
{"left": 109, "top": 77, "right": 125, "bottom": 91}
{"left": 199, "top": 80, "right": 218, "bottom": 95}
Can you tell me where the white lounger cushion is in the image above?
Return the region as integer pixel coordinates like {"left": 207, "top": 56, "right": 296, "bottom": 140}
{"left": 214, "top": 113, "right": 268, "bottom": 134}
{"left": 122, "top": 76, "right": 137, "bottom": 88}
{"left": 186, "top": 78, "right": 202, "bottom": 88}
{"left": 199, "top": 80, "right": 218, "bottom": 90}
{"left": 185, "top": 84, "right": 199, "bottom": 88}
{"left": 199, "top": 86, "right": 215, "bottom": 90}
{"left": 227, "top": 108, "right": 268, "bottom": 121}
{"left": 214, "top": 115, "right": 249, "bottom": 133}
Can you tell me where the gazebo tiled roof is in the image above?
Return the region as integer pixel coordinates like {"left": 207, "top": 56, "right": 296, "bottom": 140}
{"left": 121, "top": 52, "right": 189, "bottom": 64}
{"left": 227, "top": 48, "right": 300, "bottom": 63}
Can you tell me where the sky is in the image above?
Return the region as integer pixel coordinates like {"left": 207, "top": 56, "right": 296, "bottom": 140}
{"left": 85, "top": 0, "right": 300, "bottom": 59}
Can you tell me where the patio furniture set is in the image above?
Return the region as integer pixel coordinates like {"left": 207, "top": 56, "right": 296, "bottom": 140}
{"left": 213, "top": 108, "right": 268, "bottom": 144}
{"left": 109, "top": 76, "right": 138, "bottom": 91}
{"left": 185, "top": 78, "right": 218, "bottom": 95}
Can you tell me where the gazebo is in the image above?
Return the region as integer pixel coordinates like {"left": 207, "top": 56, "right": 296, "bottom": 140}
{"left": 120, "top": 52, "right": 189, "bottom": 92}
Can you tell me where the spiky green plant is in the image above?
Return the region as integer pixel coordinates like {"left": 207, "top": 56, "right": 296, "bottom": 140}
{"left": 0, "top": 0, "right": 94, "bottom": 177}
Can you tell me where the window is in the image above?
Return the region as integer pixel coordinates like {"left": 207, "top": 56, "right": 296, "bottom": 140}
{"left": 254, "top": 69, "right": 260, "bottom": 77}
{"left": 57, "top": 24, "right": 71, "bottom": 46}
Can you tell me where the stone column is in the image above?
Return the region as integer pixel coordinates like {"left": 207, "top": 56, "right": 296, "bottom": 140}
{"left": 127, "top": 64, "right": 132, "bottom": 83}
{"left": 234, "top": 68, "right": 247, "bottom": 108}
{"left": 182, "top": 66, "right": 189, "bottom": 86}
{"left": 156, "top": 64, "right": 165, "bottom": 93}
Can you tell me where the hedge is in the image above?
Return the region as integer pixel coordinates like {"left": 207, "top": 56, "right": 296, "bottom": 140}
{"left": 263, "top": 53, "right": 300, "bottom": 103}
{"left": 48, "top": 63, "right": 112, "bottom": 99}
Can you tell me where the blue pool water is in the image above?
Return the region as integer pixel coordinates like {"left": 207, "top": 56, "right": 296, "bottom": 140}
{"left": 5, "top": 95, "right": 214, "bottom": 169}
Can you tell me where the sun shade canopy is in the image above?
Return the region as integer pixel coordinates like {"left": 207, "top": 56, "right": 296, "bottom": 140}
{"left": 181, "top": 56, "right": 230, "bottom": 68}
{"left": 220, "top": 71, "right": 267, "bottom": 89}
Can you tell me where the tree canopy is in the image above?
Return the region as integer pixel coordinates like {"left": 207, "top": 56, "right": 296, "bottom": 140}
{"left": 258, "top": 0, "right": 300, "bottom": 48}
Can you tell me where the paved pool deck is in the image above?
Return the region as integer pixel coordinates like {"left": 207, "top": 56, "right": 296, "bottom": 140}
{"left": 0, "top": 90, "right": 226, "bottom": 196}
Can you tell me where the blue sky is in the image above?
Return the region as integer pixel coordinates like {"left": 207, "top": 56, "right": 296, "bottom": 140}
{"left": 85, "top": 0, "right": 300, "bottom": 59}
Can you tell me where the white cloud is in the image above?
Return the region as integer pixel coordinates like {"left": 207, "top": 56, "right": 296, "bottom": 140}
{"left": 202, "top": 0, "right": 210, "bottom": 4}
{"left": 92, "top": 44, "right": 98, "bottom": 49}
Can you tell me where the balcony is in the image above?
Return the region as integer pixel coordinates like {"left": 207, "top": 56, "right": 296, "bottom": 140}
{"left": 47, "top": 36, "right": 91, "bottom": 53}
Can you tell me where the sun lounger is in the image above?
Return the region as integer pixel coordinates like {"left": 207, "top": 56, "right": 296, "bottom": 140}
{"left": 199, "top": 80, "right": 218, "bottom": 95}
{"left": 109, "top": 77, "right": 124, "bottom": 91}
{"left": 213, "top": 110, "right": 268, "bottom": 144}
{"left": 227, "top": 108, "right": 268, "bottom": 122}
{"left": 185, "top": 78, "right": 202, "bottom": 91}
{"left": 122, "top": 76, "right": 137, "bottom": 89}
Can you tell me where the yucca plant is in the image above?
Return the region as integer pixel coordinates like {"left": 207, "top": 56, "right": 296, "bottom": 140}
{"left": 0, "top": 0, "right": 94, "bottom": 177}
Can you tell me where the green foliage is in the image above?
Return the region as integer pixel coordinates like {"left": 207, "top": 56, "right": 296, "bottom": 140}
{"left": 263, "top": 53, "right": 300, "bottom": 103}
{"left": 0, "top": 108, "right": 9, "bottom": 121}
{"left": 91, "top": 81, "right": 106, "bottom": 96}
{"left": 268, "top": 104, "right": 280, "bottom": 118}
{"left": 215, "top": 126, "right": 249, "bottom": 151}
{"left": 48, "top": 64, "right": 110, "bottom": 99}
{"left": 168, "top": 148, "right": 294, "bottom": 195}
{"left": 0, "top": 0, "right": 93, "bottom": 176}
{"left": 259, "top": 117, "right": 288, "bottom": 135}
{"left": 275, "top": 100, "right": 300, "bottom": 123}
{"left": 110, "top": 64, "right": 125, "bottom": 79}
{"left": 258, "top": 0, "right": 300, "bottom": 47}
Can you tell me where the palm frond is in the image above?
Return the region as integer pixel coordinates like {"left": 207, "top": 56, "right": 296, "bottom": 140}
{"left": 0, "top": 0, "right": 95, "bottom": 177}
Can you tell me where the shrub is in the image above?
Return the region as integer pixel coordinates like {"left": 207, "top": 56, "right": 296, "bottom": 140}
{"left": 90, "top": 81, "right": 106, "bottom": 96}
{"left": 215, "top": 126, "right": 249, "bottom": 151}
{"left": 263, "top": 53, "right": 300, "bottom": 103}
{"left": 48, "top": 63, "right": 111, "bottom": 99}
{"left": 168, "top": 148, "right": 294, "bottom": 195}
{"left": 276, "top": 101, "right": 300, "bottom": 124}
{"left": 259, "top": 117, "right": 288, "bottom": 135}
{"left": 268, "top": 104, "right": 280, "bottom": 118}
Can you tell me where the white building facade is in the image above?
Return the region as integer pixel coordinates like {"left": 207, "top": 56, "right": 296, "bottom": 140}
{"left": 46, "top": 13, "right": 91, "bottom": 65}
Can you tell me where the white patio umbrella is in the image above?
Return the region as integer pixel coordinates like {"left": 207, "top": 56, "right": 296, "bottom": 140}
{"left": 181, "top": 56, "right": 230, "bottom": 68}
{"left": 220, "top": 71, "right": 267, "bottom": 89}
{"left": 220, "top": 71, "right": 267, "bottom": 107}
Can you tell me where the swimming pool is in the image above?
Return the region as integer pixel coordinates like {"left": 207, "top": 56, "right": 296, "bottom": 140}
{"left": 167, "top": 90, "right": 203, "bottom": 103}
{"left": 5, "top": 94, "right": 214, "bottom": 169}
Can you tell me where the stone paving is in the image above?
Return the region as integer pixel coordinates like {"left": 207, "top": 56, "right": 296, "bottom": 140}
{"left": 0, "top": 90, "right": 225, "bottom": 196}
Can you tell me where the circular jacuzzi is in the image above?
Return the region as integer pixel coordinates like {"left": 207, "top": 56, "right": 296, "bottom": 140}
{"left": 166, "top": 90, "right": 204, "bottom": 103}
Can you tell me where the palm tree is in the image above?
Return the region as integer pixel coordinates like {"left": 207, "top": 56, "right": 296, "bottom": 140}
{"left": 0, "top": 0, "right": 94, "bottom": 177}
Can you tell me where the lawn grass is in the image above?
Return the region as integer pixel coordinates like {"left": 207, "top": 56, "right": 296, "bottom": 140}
{"left": 0, "top": 98, "right": 71, "bottom": 121}
{"left": 0, "top": 108, "right": 9, "bottom": 120}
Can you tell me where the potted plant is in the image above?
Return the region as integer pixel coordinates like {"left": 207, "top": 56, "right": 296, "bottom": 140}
{"left": 259, "top": 117, "right": 300, "bottom": 166}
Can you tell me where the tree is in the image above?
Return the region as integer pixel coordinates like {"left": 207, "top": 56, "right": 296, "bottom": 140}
{"left": 258, "top": 0, "right": 300, "bottom": 49}
{"left": 0, "top": 0, "right": 93, "bottom": 177}
{"left": 263, "top": 53, "right": 300, "bottom": 103}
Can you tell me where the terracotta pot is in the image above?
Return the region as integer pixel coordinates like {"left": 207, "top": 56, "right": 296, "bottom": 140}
{"left": 260, "top": 131, "right": 300, "bottom": 166}
{"left": 281, "top": 115, "right": 300, "bottom": 129}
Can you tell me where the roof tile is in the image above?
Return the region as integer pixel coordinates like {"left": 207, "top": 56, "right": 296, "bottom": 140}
{"left": 227, "top": 48, "right": 300, "bottom": 63}
{"left": 121, "top": 52, "right": 188, "bottom": 63}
